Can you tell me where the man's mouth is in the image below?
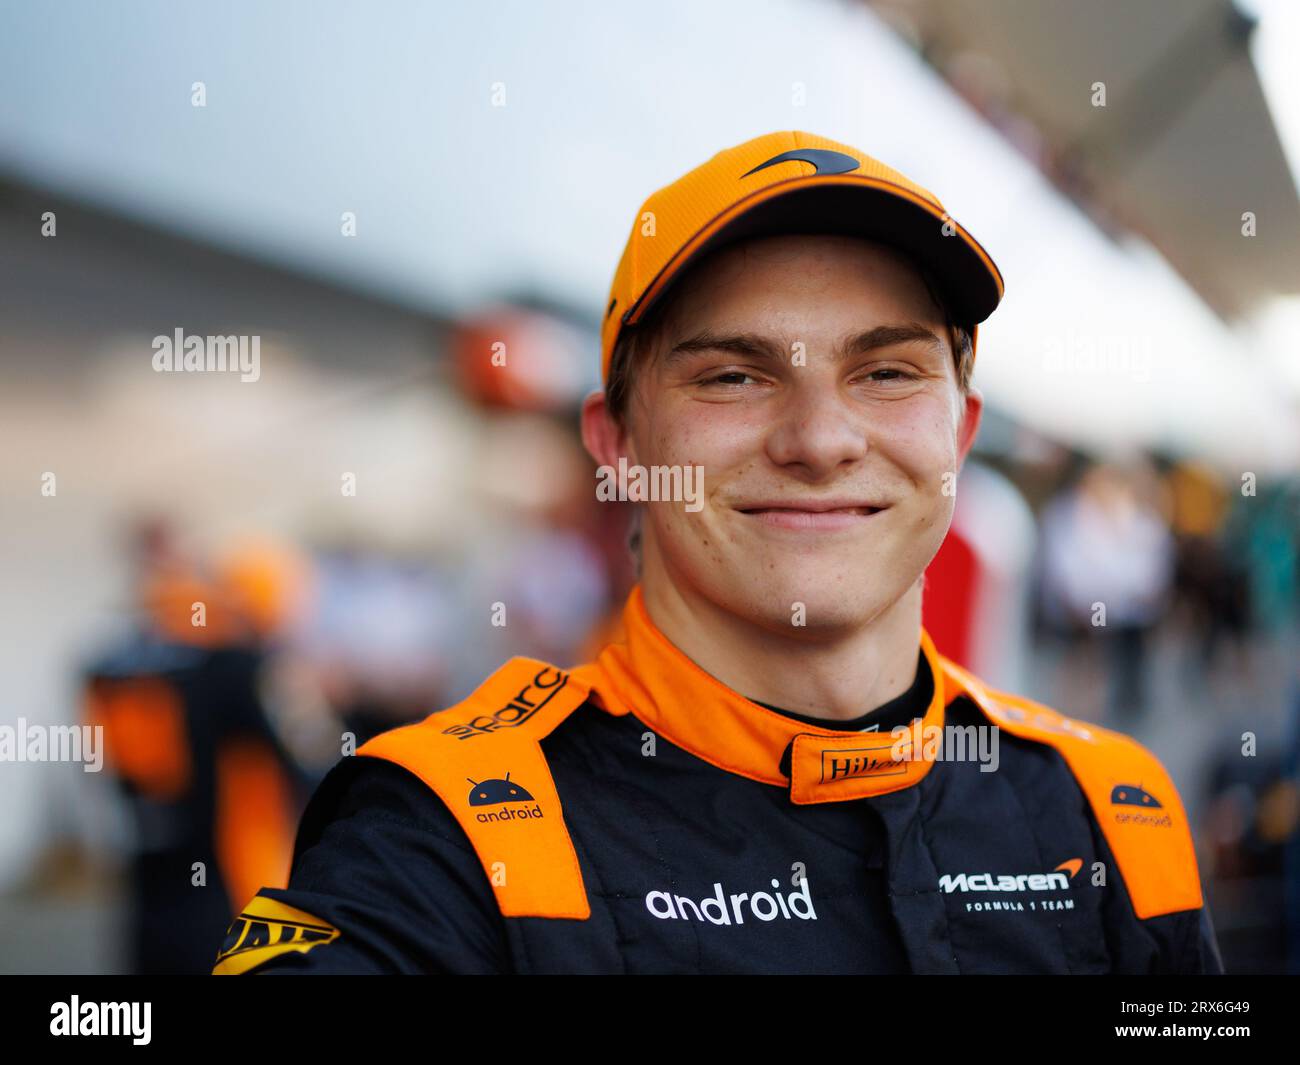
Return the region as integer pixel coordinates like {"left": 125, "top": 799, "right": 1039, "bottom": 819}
{"left": 737, "top": 502, "right": 887, "bottom": 531}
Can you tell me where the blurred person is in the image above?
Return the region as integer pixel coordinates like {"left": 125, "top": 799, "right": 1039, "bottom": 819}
{"left": 298, "top": 545, "right": 459, "bottom": 748}
{"left": 1221, "top": 477, "right": 1299, "bottom": 639}
{"left": 1038, "top": 459, "right": 1175, "bottom": 724}
{"left": 1165, "top": 459, "right": 1251, "bottom": 686}
{"left": 448, "top": 326, "right": 631, "bottom": 686}
{"left": 82, "top": 525, "right": 308, "bottom": 973}
{"left": 1286, "top": 678, "right": 1300, "bottom": 974}
{"left": 214, "top": 132, "right": 1220, "bottom": 974}
{"left": 1200, "top": 698, "right": 1300, "bottom": 974}
{"left": 460, "top": 413, "right": 612, "bottom": 679}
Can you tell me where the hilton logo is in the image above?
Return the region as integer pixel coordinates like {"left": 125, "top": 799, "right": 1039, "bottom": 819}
{"left": 823, "top": 742, "right": 909, "bottom": 782}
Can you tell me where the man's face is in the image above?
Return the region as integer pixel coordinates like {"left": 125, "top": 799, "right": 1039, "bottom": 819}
{"left": 590, "top": 233, "right": 982, "bottom": 637}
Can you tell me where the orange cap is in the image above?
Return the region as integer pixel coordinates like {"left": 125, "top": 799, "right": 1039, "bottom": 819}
{"left": 600, "top": 130, "right": 1005, "bottom": 381}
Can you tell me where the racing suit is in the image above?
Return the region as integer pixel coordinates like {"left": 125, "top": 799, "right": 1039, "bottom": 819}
{"left": 213, "top": 585, "right": 1224, "bottom": 974}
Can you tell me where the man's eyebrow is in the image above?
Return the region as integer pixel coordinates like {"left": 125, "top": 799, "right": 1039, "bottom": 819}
{"left": 841, "top": 323, "right": 946, "bottom": 358}
{"left": 664, "top": 330, "right": 786, "bottom": 364}
{"left": 663, "top": 323, "right": 946, "bottom": 365}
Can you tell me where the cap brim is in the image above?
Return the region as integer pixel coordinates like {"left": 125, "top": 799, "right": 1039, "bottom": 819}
{"left": 627, "top": 178, "right": 1003, "bottom": 332}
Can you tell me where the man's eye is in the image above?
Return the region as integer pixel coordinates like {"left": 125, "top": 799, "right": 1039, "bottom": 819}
{"left": 700, "top": 371, "right": 756, "bottom": 386}
{"left": 862, "top": 368, "right": 916, "bottom": 383}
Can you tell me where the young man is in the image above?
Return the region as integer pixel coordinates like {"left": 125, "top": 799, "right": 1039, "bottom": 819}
{"left": 213, "top": 131, "right": 1223, "bottom": 975}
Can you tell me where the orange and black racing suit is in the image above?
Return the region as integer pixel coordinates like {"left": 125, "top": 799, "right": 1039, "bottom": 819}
{"left": 213, "top": 586, "right": 1223, "bottom": 974}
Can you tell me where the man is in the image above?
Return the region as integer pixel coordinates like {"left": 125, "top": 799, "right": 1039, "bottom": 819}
{"left": 85, "top": 529, "right": 304, "bottom": 973}
{"left": 213, "top": 131, "right": 1223, "bottom": 974}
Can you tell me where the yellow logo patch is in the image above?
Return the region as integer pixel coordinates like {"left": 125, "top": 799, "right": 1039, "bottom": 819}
{"left": 212, "top": 895, "right": 340, "bottom": 975}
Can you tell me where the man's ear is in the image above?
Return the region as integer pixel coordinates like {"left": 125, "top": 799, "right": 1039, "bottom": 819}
{"left": 955, "top": 384, "right": 984, "bottom": 467}
{"left": 580, "top": 390, "right": 631, "bottom": 470}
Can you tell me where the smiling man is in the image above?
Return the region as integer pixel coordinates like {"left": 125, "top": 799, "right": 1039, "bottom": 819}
{"left": 585, "top": 232, "right": 975, "bottom": 722}
{"left": 214, "top": 132, "right": 1223, "bottom": 975}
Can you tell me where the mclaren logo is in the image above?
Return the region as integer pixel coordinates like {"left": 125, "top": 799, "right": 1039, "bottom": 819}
{"left": 939, "top": 858, "right": 1082, "bottom": 912}
{"left": 212, "top": 895, "right": 340, "bottom": 974}
{"left": 741, "top": 148, "right": 860, "bottom": 179}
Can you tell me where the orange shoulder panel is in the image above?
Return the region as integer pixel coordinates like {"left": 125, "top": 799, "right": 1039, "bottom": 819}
{"left": 937, "top": 655, "right": 1204, "bottom": 920}
{"left": 357, "top": 658, "right": 593, "bottom": 920}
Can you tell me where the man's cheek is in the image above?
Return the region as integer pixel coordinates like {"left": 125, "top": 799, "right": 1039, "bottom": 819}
{"left": 644, "top": 436, "right": 714, "bottom": 499}
{"left": 631, "top": 412, "right": 686, "bottom": 466}
{"left": 891, "top": 422, "right": 961, "bottom": 495}
{"left": 648, "top": 501, "right": 710, "bottom": 565}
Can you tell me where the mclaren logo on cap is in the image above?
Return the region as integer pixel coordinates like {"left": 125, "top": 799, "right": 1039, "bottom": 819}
{"left": 741, "top": 148, "right": 860, "bottom": 179}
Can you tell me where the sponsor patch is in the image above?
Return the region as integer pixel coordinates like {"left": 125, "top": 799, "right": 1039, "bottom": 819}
{"left": 212, "top": 895, "right": 340, "bottom": 975}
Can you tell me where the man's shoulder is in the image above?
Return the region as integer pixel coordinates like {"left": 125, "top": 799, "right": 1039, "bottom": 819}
{"left": 366, "top": 657, "right": 592, "bottom": 750}
{"left": 298, "top": 655, "right": 606, "bottom": 856}
{"left": 295, "top": 751, "right": 471, "bottom": 855}
{"left": 938, "top": 653, "right": 1205, "bottom": 920}
{"left": 334, "top": 657, "right": 596, "bottom": 919}
{"left": 219, "top": 752, "right": 514, "bottom": 974}
{"left": 939, "top": 653, "right": 1129, "bottom": 752}
{"left": 938, "top": 651, "right": 1175, "bottom": 781}
{"left": 351, "top": 657, "right": 597, "bottom": 806}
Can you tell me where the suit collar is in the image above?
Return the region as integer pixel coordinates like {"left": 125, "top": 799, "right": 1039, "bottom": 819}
{"left": 578, "top": 586, "right": 950, "bottom": 803}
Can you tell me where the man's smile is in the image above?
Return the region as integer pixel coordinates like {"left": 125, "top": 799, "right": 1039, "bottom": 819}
{"left": 735, "top": 498, "right": 889, "bottom": 531}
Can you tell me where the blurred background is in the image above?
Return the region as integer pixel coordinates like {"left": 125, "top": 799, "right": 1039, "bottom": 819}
{"left": 0, "top": 0, "right": 1297, "bottom": 974}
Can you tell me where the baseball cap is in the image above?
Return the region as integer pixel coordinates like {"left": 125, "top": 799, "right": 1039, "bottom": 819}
{"left": 601, "top": 130, "right": 1005, "bottom": 382}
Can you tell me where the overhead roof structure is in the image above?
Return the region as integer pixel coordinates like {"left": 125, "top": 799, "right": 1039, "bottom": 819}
{"left": 871, "top": 0, "right": 1300, "bottom": 319}
{"left": 0, "top": 0, "right": 1294, "bottom": 467}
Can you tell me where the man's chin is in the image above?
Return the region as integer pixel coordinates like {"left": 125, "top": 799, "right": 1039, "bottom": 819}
{"left": 707, "top": 569, "right": 903, "bottom": 637}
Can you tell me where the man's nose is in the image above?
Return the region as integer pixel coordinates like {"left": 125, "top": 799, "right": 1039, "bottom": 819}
{"left": 763, "top": 382, "right": 869, "bottom": 480}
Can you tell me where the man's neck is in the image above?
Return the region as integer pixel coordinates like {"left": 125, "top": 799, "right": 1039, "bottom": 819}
{"left": 638, "top": 562, "right": 924, "bottom": 724}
